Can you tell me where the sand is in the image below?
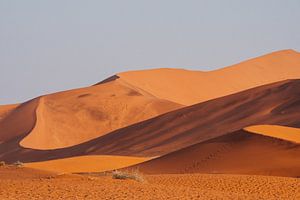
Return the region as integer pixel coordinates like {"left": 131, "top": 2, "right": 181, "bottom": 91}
{"left": 2, "top": 79, "right": 300, "bottom": 163}
{"left": 24, "top": 155, "right": 150, "bottom": 173}
{"left": 0, "top": 79, "right": 181, "bottom": 150}
{"left": 0, "top": 166, "right": 299, "bottom": 200}
{"left": 245, "top": 125, "right": 300, "bottom": 143}
{"left": 133, "top": 129, "right": 300, "bottom": 177}
{"left": 119, "top": 49, "right": 300, "bottom": 105}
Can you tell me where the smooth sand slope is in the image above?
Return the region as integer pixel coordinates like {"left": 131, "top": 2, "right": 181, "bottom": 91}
{"left": 2, "top": 79, "right": 300, "bottom": 163}
{"left": 1, "top": 166, "right": 300, "bottom": 200}
{"left": 133, "top": 126, "right": 300, "bottom": 177}
{"left": 25, "top": 155, "right": 150, "bottom": 173}
{"left": 118, "top": 49, "right": 300, "bottom": 105}
{"left": 0, "top": 79, "right": 181, "bottom": 150}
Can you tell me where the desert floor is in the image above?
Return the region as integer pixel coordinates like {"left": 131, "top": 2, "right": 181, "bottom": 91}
{"left": 0, "top": 166, "right": 299, "bottom": 200}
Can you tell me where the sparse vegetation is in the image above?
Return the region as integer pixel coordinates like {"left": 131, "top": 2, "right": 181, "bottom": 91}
{"left": 0, "top": 161, "right": 5, "bottom": 166}
{"left": 112, "top": 169, "right": 145, "bottom": 182}
{"left": 13, "top": 161, "right": 24, "bottom": 167}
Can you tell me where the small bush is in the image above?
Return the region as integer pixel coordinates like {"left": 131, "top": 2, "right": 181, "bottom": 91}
{"left": 112, "top": 169, "right": 145, "bottom": 182}
{"left": 0, "top": 161, "right": 5, "bottom": 166}
{"left": 13, "top": 161, "right": 24, "bottom": 167}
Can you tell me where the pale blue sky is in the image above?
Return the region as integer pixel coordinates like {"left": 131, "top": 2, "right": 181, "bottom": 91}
{"left": 1, "top": 0, "right": 300, "bottom": 104}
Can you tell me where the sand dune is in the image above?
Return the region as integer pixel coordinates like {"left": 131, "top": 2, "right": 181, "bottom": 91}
{"left": 118, "top": 49, "right": 300, "bottom": 105}
{"left": 1, "top": 79, "right": 181, "bottom": 150}
{"left": 24, "top": 155, "right": 150, "bottom": 173}
{"left": 245, "top": 125, "right": 300, "bottom": 143}
{"left": 133, "top": 128, "right": 300, "bottom": 177}
{"left": 1, "top": 49, "right": 299, "bottom": 151}
{"left": 2, "top": 79, "right": 300, "bottom": 163}
{"left": 1, "top": 166, "right": 300, "bottom": 200}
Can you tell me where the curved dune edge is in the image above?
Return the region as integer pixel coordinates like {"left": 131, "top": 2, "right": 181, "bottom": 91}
{"left": 19, "top": 79, "right": 182, "bottom": 150}
{"left": 24, "top": 155, "right": 151, "bottom": 173}
{"left": 244, "top": 125, "right": 300, "bottom": 143}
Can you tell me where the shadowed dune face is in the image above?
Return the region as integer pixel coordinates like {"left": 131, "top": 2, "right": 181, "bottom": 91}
{"left": 0, "top": 104, "right": 18, "bottom": 121}
{"left": 118, "top": 49, "right": 300, "bottom": 105}
{"left": 16, "top": 79, "right": 182, "bottom": 150}
{"left": 133, "top": 128, "right": 300, "bottom": 177}
{"left": 0, "top": 99, "right": 39, "bottom": 143}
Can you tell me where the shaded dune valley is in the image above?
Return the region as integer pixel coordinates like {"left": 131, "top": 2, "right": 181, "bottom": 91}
{"left": 1, "top": 49, "right": 300, "bottom": 199}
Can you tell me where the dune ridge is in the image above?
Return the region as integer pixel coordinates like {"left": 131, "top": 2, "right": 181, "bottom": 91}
{"left": 118, "top": 49, "right": 300, "bottom": 105}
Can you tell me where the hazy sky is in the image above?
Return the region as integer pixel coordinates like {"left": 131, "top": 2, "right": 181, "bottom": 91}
{"left": 1, "top": 0, "right": 300, "bottom": 104}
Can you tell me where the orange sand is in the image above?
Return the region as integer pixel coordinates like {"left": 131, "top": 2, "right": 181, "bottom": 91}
{"left": 119, "top": 49, "right": 300, "bottom": 105}
{"left": 0, "top": 167, "right": 299, "bottom": 200}
{"left": 24, "top": 155, "right": 150, "bottom": 173}
{"left": 244, "top": 125, "right": 300, "bottom": 143}
{"left": 3, "top": 79, "right": 181, "bottom": 150}
{"left": 133, "top": 129, "right": 300, "bottom": 177}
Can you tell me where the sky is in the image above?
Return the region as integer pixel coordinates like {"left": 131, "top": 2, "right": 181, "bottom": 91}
{"left": 1, "top": 0, "right": 300, "bottom": 104}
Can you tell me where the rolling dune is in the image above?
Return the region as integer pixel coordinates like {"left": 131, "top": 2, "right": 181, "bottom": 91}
{"left": 118, "top": 49, "right": 300, "bottom": 105}
{"left": 2, "top": 79, "right": 300, "bottom": 164}
{"left": 133, "top": 127, "right": 300, "bottom": 177}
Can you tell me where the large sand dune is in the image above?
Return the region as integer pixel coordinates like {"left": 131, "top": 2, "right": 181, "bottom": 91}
{"left": 118, "top": 49, "right": 300, "bottom": 105}
{"left": 133, "top": 127, "right": 300, "bottom": 177}
{"left": 1, "top": 79, "right": 300, "bottom": 163}
{"left": 1, "top": 49, "right": 299, "bottom": 151}
{"left": 0, "top": 79, "right": 181, "bottom": 150}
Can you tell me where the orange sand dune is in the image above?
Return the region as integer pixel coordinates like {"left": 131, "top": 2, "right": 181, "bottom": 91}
{"left": 0, "top": 79, "right": 181, "bottom": 150}
{"left": 133, "top": 128, "right": 300, "bottom": 177}
{"left": 1, "top": 166, "right": 300, "bottom": 199}
{"left": 25, "top": 155, "right": 150, "bottom": 173}
{"left": 2, "top": 79, "right": 300, "bottom": 164}
{"left": 245, "top": 125, "right": 300, "bottom": 143}
{"left": 118, "top": 49, "right": 300, "bottom": 105}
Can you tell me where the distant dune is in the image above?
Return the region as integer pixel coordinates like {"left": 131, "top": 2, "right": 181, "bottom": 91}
{"left": 133, "top": 126, "right": 300, "bottom": 177}
{"left": 118, "top": 49, "right": 300, "bottom": 105}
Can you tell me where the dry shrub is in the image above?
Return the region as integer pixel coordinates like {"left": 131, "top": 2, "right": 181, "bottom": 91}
{"left": 0, "top": 161, "right": 5, "bottom": 166}
{"left": 112, "top": 169, "right": 145, "bottom": 182}
{"left": 13, "top": 161, "right": 24, "bottom": 167}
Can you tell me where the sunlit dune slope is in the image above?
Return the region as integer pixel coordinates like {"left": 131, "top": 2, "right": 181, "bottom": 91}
{"left": 245, "top": 125, "right": 300, "bottom": 143}
{"left": 132, "top": 127, "right": 300, "bottom": 177}
{"left": 118, "top": 49, "right": 300, "bottom": 105}
{"left": 0, "top": 79, "right": 181, "bottom": 150}
{"left": 25, "top": 155, "right": 150, "bottom": 173}
{"left": 2, "top": 79, "right": 300, "bottom": 163}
